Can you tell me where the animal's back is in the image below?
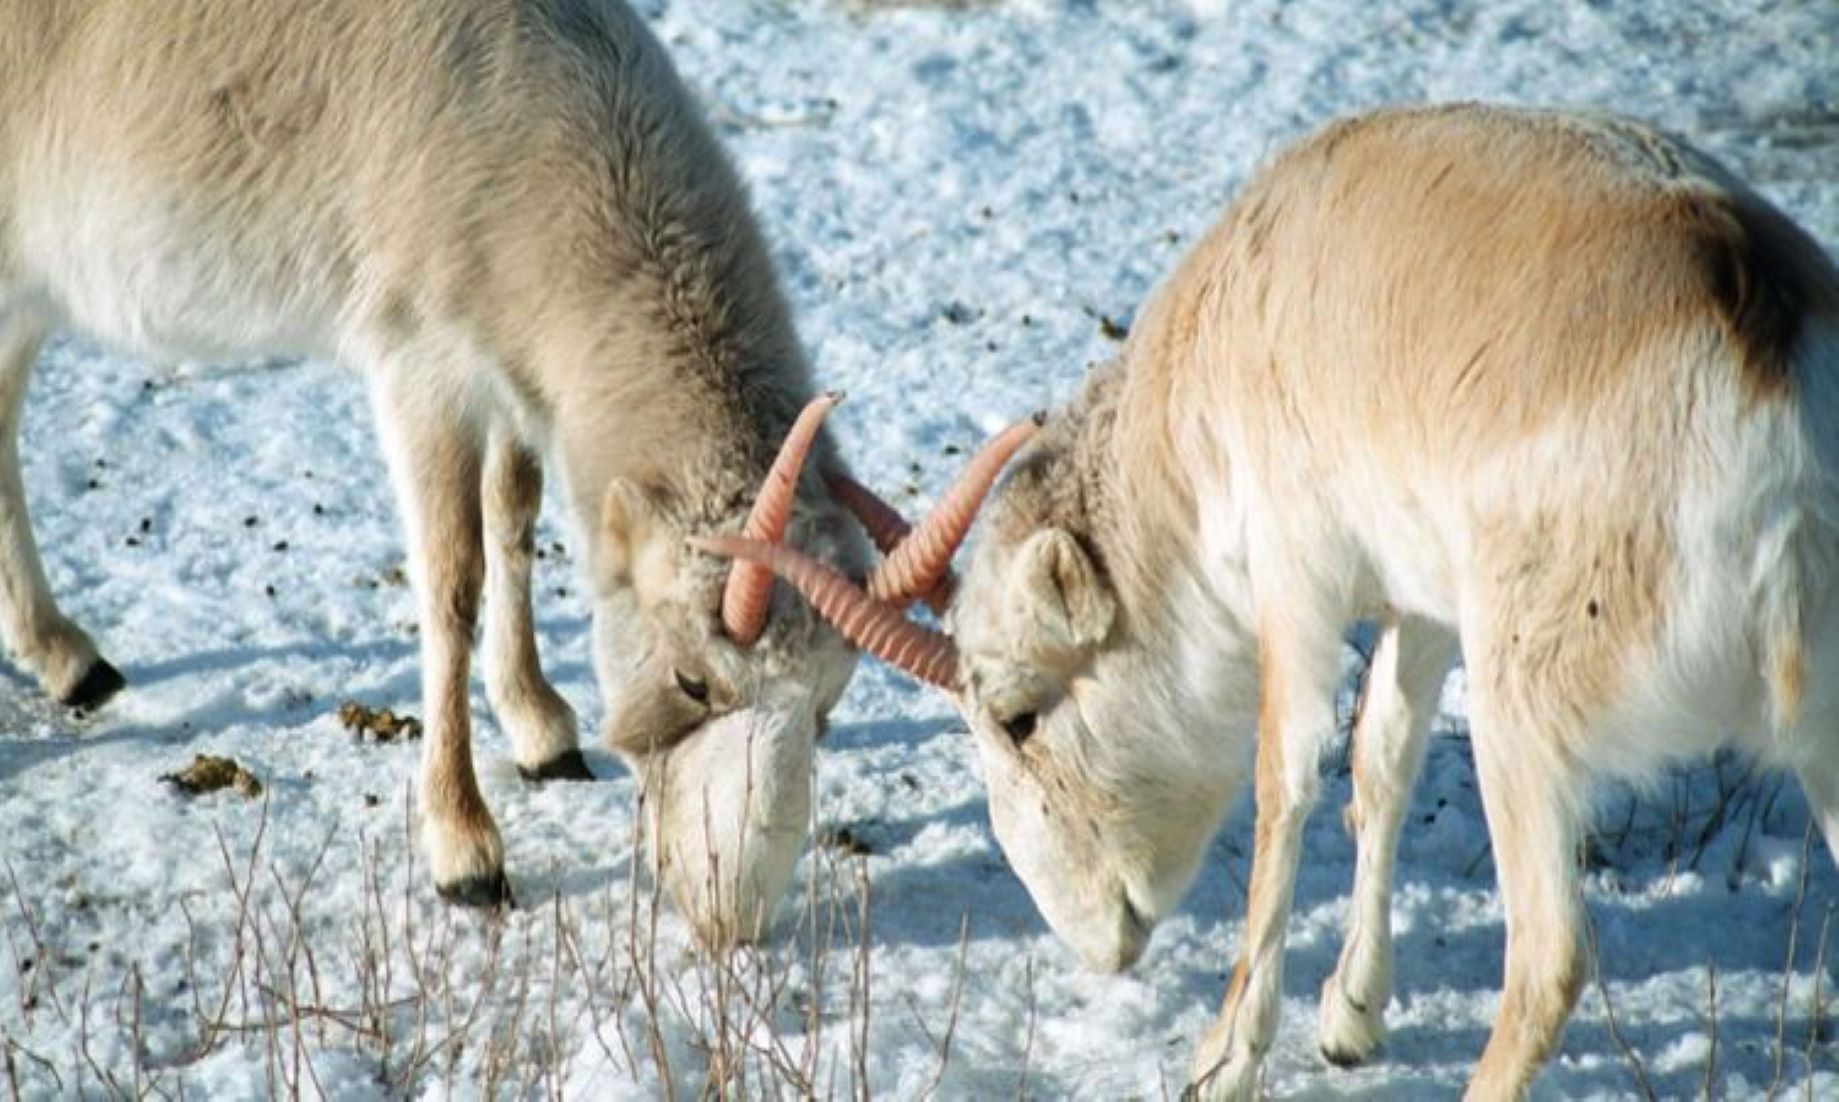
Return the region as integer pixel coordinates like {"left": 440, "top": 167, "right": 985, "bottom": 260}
{"left": 1, "top": 0, "right": 776, "bottom": 380}
{"left": 7, "top": 1, "right": 427, "bottom": 353}
{"left": 1213, "top": 105, "right": 1834, "bottom": 470}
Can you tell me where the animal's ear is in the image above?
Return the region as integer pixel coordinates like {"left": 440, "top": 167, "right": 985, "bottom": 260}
{"left": 1008, "top": 528, "right": 1115, "bottom": 658}
{"left": 600, "top": 478, "right": 659, "bottom": 586}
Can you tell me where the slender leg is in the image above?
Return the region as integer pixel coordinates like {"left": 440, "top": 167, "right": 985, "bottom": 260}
{"left": 1794, "top": 751, "right": 1839, "bottom": 871}
{"left": 369, "top": 373, "right": 507, "bottom": 907}
{"left": 1462, "top": 667, "right": 1587, "bottom": 1101}
{"left": 0, "top": 296, "right": 118, "bottom": 708}
{"left": 1319, "top": 617, "right": 1457, "bottom": 1065}
{"left": 1189, "top": 593, "right": 1348, "bottom": 1100}
{"left": 480, "top": 426, "right": 588, "bottom": 781}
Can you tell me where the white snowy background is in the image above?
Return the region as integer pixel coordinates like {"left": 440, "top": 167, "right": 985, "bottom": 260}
{"left": 4, "top": 0, "right": 1839, "bottom": 1098}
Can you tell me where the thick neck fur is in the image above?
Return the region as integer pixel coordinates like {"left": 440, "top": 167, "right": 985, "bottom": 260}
{"left": 453, "top": 1, "right": 836, "bottom": 543}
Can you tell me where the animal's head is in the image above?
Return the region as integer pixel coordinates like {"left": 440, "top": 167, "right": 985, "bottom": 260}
{"left": 593, "top": 395, "right": 863, "bottom": 948}
{"left": 699, "top": 410, "right": 1240, "bottom": 972}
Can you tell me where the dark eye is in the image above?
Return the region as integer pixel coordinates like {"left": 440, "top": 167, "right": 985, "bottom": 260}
{"left": 1000, "top": 711, "right": 1038, "bottom": 744}
{"left": 674, "top": 670, "right": 710, "bottom": 705}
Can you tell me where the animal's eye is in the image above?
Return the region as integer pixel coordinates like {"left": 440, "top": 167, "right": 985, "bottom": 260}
{"left": 1000, "top": 711, "right": 1039, "bottom": 744}
{"left": 674, "top": 670, "right": 710, "bottom": 705}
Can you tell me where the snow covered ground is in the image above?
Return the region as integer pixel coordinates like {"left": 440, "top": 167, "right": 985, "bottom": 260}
{"left": 4, "top": 0, "right": 1839, "bottom": 1097}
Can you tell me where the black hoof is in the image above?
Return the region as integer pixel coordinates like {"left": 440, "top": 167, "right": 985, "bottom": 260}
{"left": 62, "top": 659, "right": 126, "bottom": 713}
{"left": 517, "top": 749, "right": 596, "bottom": 783}
{"left": 437, "top": 871, "right": 516, "bottom": 910}
{"left": 1321, "top": 1043, "right": 1371, "bottom": 1069}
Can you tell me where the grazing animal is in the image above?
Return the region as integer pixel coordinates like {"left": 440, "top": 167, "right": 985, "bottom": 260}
{"left": 702, "top": 104, "right": 1839, "bottom": 1097}
{"left": 0, "top": 0, "right": 871, "bottom": 944}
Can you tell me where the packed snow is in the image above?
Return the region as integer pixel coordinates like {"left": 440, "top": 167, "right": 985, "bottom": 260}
{"left": 3, "top": 0, "right": 1838, "bottom": 1098}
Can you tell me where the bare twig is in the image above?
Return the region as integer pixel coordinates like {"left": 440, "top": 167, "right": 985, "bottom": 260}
{"left": 5, "top": 860, "right": 65, "bottom": 1024}
{"left": 1, "top": 1036, "right": 63, "bottom": 1095}
{"left": 1016, "top": 956, "right": 1038, "bottom": 1101}
{"left": 1770, "top": 821, "right": 1816, "bottom": 1099}
{"left": 852, "top": 856, "right": 873, "bottom": 1102}
{"left": 1803, "top": 903, "right": 1834, "bottom": 1101}
{"left": 919, "top": 914, "right": 971, "bottom": 1100}
{"left": 77, "top": 966, "right": 127, "bottom": 1098}
{"left": 1589, "top": 919, "right": 1656, "bottom": 1102}
{"left": 1701, "top": 959, "right": 1718, "bottom": 1100}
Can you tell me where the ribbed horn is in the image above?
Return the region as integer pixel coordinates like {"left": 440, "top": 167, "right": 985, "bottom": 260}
{"left": 823, "top": 469, "right": 955, "bottom": 615}
{"left": 823, "top": 469, "right": 910, "bottom": 555}
{"left": 867, "top": 414, "right": 1042, "bottom": 607}
{"left": 720, "top": 392, "right": 840, "bottom": 645}
{"left": 695, "top": 536, "right": 959, "bottom": 689}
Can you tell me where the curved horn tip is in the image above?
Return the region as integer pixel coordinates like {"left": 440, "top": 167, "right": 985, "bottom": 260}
{"left": 798, "top": 391, "right": 843, "bottom": 418}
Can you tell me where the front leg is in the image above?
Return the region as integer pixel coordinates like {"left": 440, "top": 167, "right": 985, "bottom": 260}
{"left": 370, "top": 375, "right": 507, "bottom": 907}
{"left": 0, "top": 299, "right": 119, "bottom": 708}
{"left": 1189, "top": 607, "right": 1345, "bottom": 1100}
{"left": 1318, "top": 617, "right": 1456, "bottom": 1066}
{"left": 481, "top": 427, "right": 589, "bottom": 782}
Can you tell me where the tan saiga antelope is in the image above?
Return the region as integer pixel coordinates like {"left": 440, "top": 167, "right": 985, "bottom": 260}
{"left": 701, "top": 103, "right": 1839, "bottom": 1097}
{"left": 0, "top": 0, "right": 879, "bottom": 944}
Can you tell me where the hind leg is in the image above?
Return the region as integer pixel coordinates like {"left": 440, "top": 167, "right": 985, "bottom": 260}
{"left": 480, "top": 426, "right": 588, "bottom": 781}
{"left": 0, "top": 293, "right": 118, "bottom": 708}
{"left": 1794, "top": 752, "right": 1839, "bottom": 870}
{"left": 1462, "top": 662, "right": 1589, "bottom": 1100}
{"left": 1318, "top": 616, "right": 1457, "bottom": 1066}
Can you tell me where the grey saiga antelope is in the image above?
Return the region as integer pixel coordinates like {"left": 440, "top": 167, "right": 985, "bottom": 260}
{"left": 0, "top": 0, "right": 875, "bottom": 944}
{"left": 703, "top": 104, "right": 1839, "bottom": 1097}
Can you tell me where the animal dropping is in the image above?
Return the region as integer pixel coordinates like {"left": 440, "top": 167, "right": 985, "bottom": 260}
{"left": 161, "top": 755, "right": 262, "bottom": 800}
{"left": 337, "top": 701, "right": 423, "bottom": 744}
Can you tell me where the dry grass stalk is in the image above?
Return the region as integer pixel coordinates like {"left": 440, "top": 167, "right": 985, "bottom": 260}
{"left": 1589, "top": 917, "right": 1657, "bottom": 1102}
